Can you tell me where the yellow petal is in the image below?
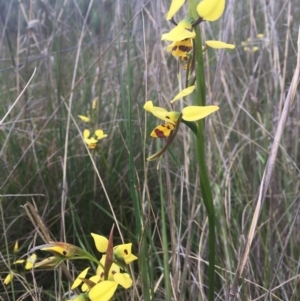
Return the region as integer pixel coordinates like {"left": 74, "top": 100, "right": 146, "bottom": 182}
{"left": 166, "top": 0, "right": 185, "bottom": 20}
{"left": 124, "top": 253, "right": 138, "bottom": 264}
{"left": 95, "top": 129, "right": 108, "bottom": 140}
{"left": 182, "top": 105, "right": 219, "bottom": 121}
{"left": 71, "top": 267, "right": 90, "bottom": 290}
{"left": 88, "top": 281, "right": 118, "bottom": 301}
{"left": 170, "top": 85, "right": 195, "bottom": 103}
{"left": 91, "top": 233, "right": 108, "bottom": 253}
{"left": 83, "top": 129, "right": 91, "bottom": 139}
{"left": 206, "top": 40, "right": 235, "bottom": 49}
{"left": 4, "top": 272, "right": 14, "bottom": 285}
{"left": 78, "top": 115, "right": 90, "bottom": 123}
{"left": 25, "top": 253, "right": 37, "bottom": 269}
{"left": 197, "top": 0, "right": 225, "bottom": 22}
{"left": 257, "top": 33, "right": 264, "bottom": 39}
{"left": 161, "top": 19, "right": 195, "bottom": 42}
{"left": 113, "top": 273, "right": 132, "bottom": 289}
{"left": 14, "top": 241, "right": 19, "bottom": 253}
{"left": 14, "top": 259, "right": 25, "bottom": 264}
{"left": 150, "top": 123, "right": 175, "bottom": 138}
{"left": 144, "top": 101, "right": 180, "bottom": 124}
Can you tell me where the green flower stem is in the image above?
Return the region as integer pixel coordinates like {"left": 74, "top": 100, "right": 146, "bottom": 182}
{"left": 189, "top": 3, "right": 216, "bottom": 301}
{"left": 159, "top": 169, "right": 172, "bottom": 301}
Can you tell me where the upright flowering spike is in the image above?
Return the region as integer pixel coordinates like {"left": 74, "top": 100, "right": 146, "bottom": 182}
{"left": 166, "top": 0, "right": 185, "bottom": 20}
{"left": 91, "top": 233, "right": 109, "bottom": 253}
{"left": 88, "top": 281, "right": 118, "bottom": 301}
{"left": 162, "top": 19, "right": 195, "bottom": 42}
{"left": 197, "top": 0, "right": 225, "bottom": 22}
{"left": 181, "top": 106, "right": 219, "bottom": 121}
{"left": 206, "top": 40, "right": 235, "bottom": 49}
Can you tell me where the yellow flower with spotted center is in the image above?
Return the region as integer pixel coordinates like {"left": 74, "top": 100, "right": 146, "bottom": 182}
{"left": 83, "top": 129, "right": 107, "bottom": 149}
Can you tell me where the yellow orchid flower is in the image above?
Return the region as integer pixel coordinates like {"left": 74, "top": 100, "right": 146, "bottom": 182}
{"left": 197, "top": 0, "right": 225, "bottom": 22}
{"left": 83, "top": 129, "right": 107, "bottom": 149}
{"left": 144, "top": 89, "right": 218, "bottom": 160}
{"left": 144, "top": 92, "right": 218, "bottom": 126}
{"left": 205, "top": 40, "right": 235, "bottom": 49}
{"left": 242, "top": 34, "right": 264, "bottom": 52}
{"left": 88, "top": 281, "right": 118, "bottom": 301}
{"left": 113, "top": 243, "right": 138, "bottom": 264}
{"left": 162, "top": 19, "right": 195, "bottom": 42}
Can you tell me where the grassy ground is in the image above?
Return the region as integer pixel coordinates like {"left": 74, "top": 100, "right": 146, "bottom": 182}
{"left": 1, "top": 0, "right": 300, "bottom": 300}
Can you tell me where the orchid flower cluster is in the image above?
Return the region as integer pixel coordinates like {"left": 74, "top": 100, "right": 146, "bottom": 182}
{"left": 242, "top": 33, "right": 264, "bottom": 53}
{"left": 3, "top": 231, "right": 137, "bottom": 301}
{"left": 144, "top": 0, "right": 234, "bottom": 161}
{"left": 78, "top": 97, "right": 107, "bottom": 149}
